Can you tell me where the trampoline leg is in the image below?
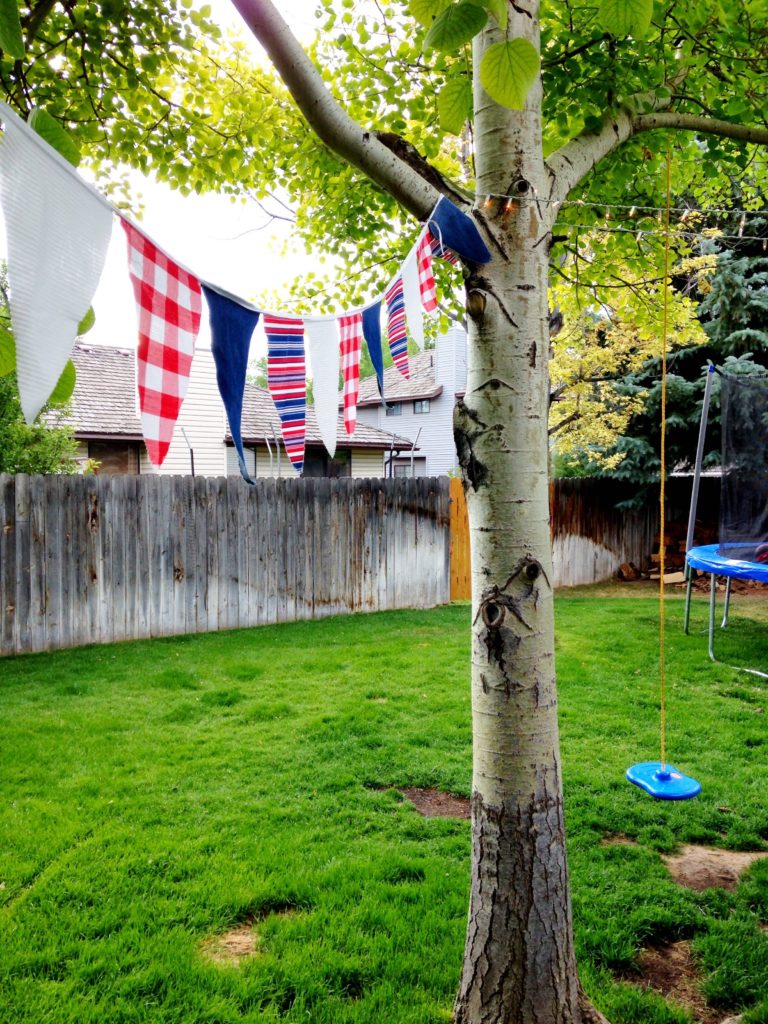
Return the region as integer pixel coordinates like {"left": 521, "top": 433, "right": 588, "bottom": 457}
{"left": 722, "top": 577, "right": 732, "bottom": 629}
{"left": 708, "top": 573, "right": 717, "bottom": 663}
{"left": 684, "top": 563, "right": 694, "bottom": 634}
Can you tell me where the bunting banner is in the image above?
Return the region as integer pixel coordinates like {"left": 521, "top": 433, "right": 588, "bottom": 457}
{"left": 264, "top": 314, "right": 306, "bottom": 473}
{"left": 339, "top": 312, "right": 363, "bottom": 435}
{"left": 362, "top": 301, "right": 386, "bottom": 402}
{"left": 203, "top": 284, "right": 260, "bottom": 484}
{"left": 429, "top": 228, "right": 459, "bottom": 266}
{"left": 0, "top": 101, "right": 113, "bottom": 423}
{"left": 400, "top": 245, "right": 425, "bottom": 351}
{"left": 0, "top": 98, "right": 476, "bottom": 467}
{"left": 384, "top": 276, "right": 410, "bottom": 379}
{"left": 428, "top": 194, "right": 491, "bottom": 264}
{"left": 121, "top": 218, "right": 203, "bottom": 466}
{"left": 305, "top": 318, "right": 340, "bottom": 459}
{"left": 416, "top": 228, "right": 439, "bottom": 313}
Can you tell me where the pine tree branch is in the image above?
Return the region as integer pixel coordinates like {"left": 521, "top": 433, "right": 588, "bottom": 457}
{"left": 228, "top": 0, "right": 443, "bottom": 222}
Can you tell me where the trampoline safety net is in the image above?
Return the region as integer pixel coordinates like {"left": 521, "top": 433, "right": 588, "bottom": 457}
{"left": 719, "top": 374, "right": 768, "bottom": 562}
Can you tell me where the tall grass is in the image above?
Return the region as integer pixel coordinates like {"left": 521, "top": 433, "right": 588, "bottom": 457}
{"left": 1, "top": 592, "right": 766, "bottom": 1024}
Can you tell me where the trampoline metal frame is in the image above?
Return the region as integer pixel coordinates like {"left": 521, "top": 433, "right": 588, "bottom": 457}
{"left": 684, "top": 366, "right": 768, "bottom": 678}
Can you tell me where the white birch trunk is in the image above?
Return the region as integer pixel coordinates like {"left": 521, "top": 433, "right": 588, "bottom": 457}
{"left": 452, "top": 8, "right": 580, "bottom": 1022}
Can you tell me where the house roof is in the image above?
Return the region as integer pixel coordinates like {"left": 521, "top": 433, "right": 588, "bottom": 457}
{"left": 354, "top": 350, "right": 443, "bottom": 407}
{"left": 62, "top": 344, "right": 143, "bottom": 440}
{"left": 60, "top": 345, "right": 413, "bottom": 452}
{"left": 238, "top": 383, "right": 415, "bottom": 450}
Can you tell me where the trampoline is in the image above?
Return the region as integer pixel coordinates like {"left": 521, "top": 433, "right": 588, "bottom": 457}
{"left": 683, "top": 368, "right": 768, "bottom": 676}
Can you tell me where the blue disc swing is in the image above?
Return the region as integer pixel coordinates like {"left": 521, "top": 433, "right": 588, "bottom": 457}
{"left": 626, "top": 151, "right": 700, "bottom": 802}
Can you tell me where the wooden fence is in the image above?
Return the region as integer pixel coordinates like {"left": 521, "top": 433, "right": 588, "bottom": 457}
{"left": 0, "top": 474, "right": 451, "bottom": 657}
{"left": 447, "top": 477, "right": 707, "bottom": 592}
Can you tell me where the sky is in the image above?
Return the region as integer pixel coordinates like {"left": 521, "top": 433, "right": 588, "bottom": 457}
{"left": 88, "top": 0, "right": 320, "bottom": 356}
{"left": 1, "top": 0, "right": 326, "bottom": 363}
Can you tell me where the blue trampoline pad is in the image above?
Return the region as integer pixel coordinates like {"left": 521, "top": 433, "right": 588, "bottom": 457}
{"left": 626, "top": 762, "right": 701, "bottom": 800}
{"left": 686, "top": 544, "right": 768, "bottom": 581}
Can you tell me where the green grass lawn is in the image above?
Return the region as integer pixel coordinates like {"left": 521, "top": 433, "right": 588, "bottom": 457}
{"left": 1, "top": 591, "right": 767, "bottom": 1024}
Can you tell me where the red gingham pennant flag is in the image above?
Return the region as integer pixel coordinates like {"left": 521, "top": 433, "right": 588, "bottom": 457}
{"left": 121, "top": 219, "right": 202, "bottom": 466}
{"left": 416, "top": 229, "right": 438, "bottom": 313}
{"left": 339, "top": 312, "right": 363, "bottom": 435}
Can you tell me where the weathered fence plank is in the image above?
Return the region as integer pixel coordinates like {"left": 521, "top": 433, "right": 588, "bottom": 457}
{"left": 0, "top": 474, "right": 453, "bottom": 656}
{"left": 1, "top": 475, "right": 16, "bottom": 652}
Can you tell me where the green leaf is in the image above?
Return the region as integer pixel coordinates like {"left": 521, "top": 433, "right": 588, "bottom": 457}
{"left": 437, "top": 77, "right": 473, "bottom": 134}
{"left": 409, "top": 0, "right": 452, "bottom": 26}
{"left": 423, "top": 2, "right": 487, "bottom": 52}
{"left": 598, "top": 0, "right": 653, "bottom": 37}
{"left": 479, "top": 39, "right": 540, "bottom": 110}
{"left": 0, "top": 0, "right": 24, "bottom": 60}
{"left": 29, "top": 108, "right": 81, "bottom": 168}
{"left": 481, "top": 0, "right": 508, "bottom": 30}
{"left": 0, "top": 325, "right": 15, "bottom": 376}
{"left": 48, "top": 360, "right": 76, "bottom": 406}
{"left": 77, "top": 307, "right": 96, "bottom": 337}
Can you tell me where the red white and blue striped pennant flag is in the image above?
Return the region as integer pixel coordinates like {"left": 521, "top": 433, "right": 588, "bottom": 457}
{"left": 384, "top": 276, "right": 410, "bottom": 379}
{"left": 264, "top": 313, "right": 306, "bottom": 474}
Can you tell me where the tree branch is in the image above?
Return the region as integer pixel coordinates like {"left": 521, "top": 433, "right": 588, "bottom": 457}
{"left": 546, "top": 101, "right": 768, "bottom": 204}
{"left": 228, "top": 0, "right": 443, "bottom": 222}
{"left": 633, "top": 112, "right": 768, "bottom": 145}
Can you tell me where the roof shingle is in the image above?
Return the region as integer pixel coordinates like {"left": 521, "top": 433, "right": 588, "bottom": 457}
{"left": 60, "top": 345, "right": 414, "bottom": 451}
{"left": 354, "top": 350, "right": 442, "bottom": 407}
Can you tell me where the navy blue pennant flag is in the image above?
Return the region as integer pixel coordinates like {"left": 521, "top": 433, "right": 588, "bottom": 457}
{"left": 428, "top": 195, "right": 491, "bottom": 264}
{"left": 362, "top": 300, "right": 386, "bottom": 403}
{"left": 203, "top": 284, "right": 260, "bottom": 484}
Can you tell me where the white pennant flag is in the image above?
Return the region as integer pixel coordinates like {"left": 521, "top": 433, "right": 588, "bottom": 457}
{"left": 0, "top": 102, "right": 113, "bottom": 422}
{"left": 401, "top": 244, "right": 425, "bottom": 351}
{"left": 305, "top": 317, "right": 340, "bottom": 459}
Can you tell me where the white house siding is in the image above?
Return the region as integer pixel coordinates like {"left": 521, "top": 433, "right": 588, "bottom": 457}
{"left": 147, "top": 346, "right": 228, "bottom": 477}
{"left": 351, "top": 449, "right": 384, "bottom": 478}
{"left": 251, "top": 446, "right": 383, "bottom": 479}
{"left": 226, "top": 444, "right": 256, "bottom": 478}
{"left": 355, "top": 327, "right": 466, "bottom": 476}
{"left": 255, "top": 444, "right": 292, "bottom": 477}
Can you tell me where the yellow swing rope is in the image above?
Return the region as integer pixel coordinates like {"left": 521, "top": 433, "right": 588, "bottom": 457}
{"left": 659, "top": 149, "right": 672, "bottom": 771}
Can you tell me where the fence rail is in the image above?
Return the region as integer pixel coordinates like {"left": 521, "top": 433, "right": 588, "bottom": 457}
{"left": 0, "top": 474, "right": 451, "bottom": 657}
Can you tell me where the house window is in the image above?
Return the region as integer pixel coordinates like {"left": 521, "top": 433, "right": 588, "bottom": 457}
{"left": 303, "top": 447, "right": 352, "bottom": 478}
{"left": 87, "top": 441, "right": 140, "bottom": 475}
{"left": 393, "top": 458, "right": 427, "bottom": 478}
{"left": 385, "top": 402, "right": 402, "bottom": 416}
{"left": 413, "top": 399, "right": 430, "bottom": 414}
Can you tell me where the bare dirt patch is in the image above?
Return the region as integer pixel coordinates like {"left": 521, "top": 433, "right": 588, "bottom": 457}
{"left": 200, "top": 919, "right": 261, "bottom": 966}
{"left": 401, "top": 787, "right": 470, "bottom": 819}
{"left": 201, "top": 905, "right": 302, "bottom": 967}
{"left": 663, "top": 844, "right": 768, "bottom": 891}
{"left": 632, "top": 940, "right": 719, "bottom": 1024}
{"left": 601, "top": 834, "right": 638, "bottom": 847}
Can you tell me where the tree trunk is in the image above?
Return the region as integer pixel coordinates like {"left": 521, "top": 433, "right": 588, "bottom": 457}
{"left": 453, "top": 11, "right": 580, "bottom": 1024}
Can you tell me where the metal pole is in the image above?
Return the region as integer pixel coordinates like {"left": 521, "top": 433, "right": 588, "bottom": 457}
{"left": 685, "top": 363, "right": 716, "bottom": 554}
{"left": 180, "top": 426, "right": 195, "bottom": 477}
{"left": 271, "top": 424, "right": 281, "bottom": 477}
{"left": 265, "top": 436, "right": 273, "bottom": 476}
{"left": 410, "top": 428, "right": 422, "bottom": 477}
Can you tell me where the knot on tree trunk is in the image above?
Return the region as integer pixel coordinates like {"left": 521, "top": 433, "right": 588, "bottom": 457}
{"left": 475, "top": 557, "right": 549, "bottom": 697}
{"left": 466, "top": 288, "right": 487, "bottom": 321}
{"left": 454, "top": 399, "right": 489, "bottom": 492}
